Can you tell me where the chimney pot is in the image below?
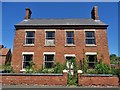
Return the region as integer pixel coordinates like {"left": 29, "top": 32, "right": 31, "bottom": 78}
{"left": 24, "top": 8, "right": 32, "bottom": 19}
{"left": 91, "top": 6, "right": 99, "bottom": 20}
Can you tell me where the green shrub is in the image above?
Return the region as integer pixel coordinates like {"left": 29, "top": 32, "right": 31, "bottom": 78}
{"left": 2, "top": 62, "right": 14, "bottom": 73}
{"left": 82, "top": 56, "right": 88, "bottom": 73}
{"left": 95, "top": 60, "right": 111, "bottom": 74}
{"left": 40, "top": 68, "right": 55, "bottom": 73}
{"left": 111, "top": 68, "right": 120, "bottom": 76}
{"left": 25, "top": 61, "right": 37, "bottom": 73}
{"left": 53, "top": 62, "right": 66, "bottom": 73}
{"left": 87, "top": 69, "right": 97, "bottom": 74}
{"left": 67, "top": 74, "right": 77, "bottom": 86}
{"left": 38, "top": 62, "right": 66, "bottom": 73}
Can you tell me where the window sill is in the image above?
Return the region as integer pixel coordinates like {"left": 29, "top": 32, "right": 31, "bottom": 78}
{"left": 44, "top": 45, "right": 55, "bottom": 47}
{"left": 85, "top": 44, "right": 96, "bottom": 47}
{"left": 65, "top": 44, "right": 76, "bottom": 47}
{"left": 23, "top": 44, "right": 35, "bottom": 47}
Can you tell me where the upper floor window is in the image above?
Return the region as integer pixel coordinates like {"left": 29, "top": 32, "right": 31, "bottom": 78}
{"left": 66, "top": 31, "right": 74, "bottom": 45}
{"left": 45, "top": 31, "right": 55, "bottom": 46}
{"left": 25, "top": 31, "right": 35, "bottom": 45}
{"left": 85, "top": 31, "right": 96, "bottom": 45}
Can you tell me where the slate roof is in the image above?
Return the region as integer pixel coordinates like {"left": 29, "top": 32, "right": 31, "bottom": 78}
{"left": 15, "top": 18, "right": 108, "bottom": 26}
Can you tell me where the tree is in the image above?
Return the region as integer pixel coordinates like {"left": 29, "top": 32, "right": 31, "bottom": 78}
{"left": 110, "top": 54, "right": 120, "bottom": 64}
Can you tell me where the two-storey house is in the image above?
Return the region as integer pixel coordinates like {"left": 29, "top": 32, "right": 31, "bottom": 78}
{"left": 12, "top": 6, "right": 110, "bottom": 73}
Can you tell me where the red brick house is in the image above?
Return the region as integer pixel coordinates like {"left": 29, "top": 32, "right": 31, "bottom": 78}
{"left": 12, "top": 6, "right": 110, "bottom": 73}
{"left": 0, "top": 45, "right": 12, "bottom": 65}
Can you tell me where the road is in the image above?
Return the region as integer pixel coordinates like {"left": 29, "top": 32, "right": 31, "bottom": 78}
{"left": 1, "top": 85, "right": 119, "bottom": 90}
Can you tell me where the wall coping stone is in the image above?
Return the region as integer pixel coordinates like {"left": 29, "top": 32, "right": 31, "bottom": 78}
{"left": 82, "top": 74, "right": 117, "bottom": 77}
{"left": 1, "top": 73, "right": 63, "bottom": 76}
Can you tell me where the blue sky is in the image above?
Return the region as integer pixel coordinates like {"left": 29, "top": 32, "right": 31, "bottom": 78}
{"left": 2, "top": 2, "right": 118, "bottom": 56}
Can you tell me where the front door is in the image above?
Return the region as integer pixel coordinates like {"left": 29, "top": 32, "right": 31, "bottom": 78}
{"left": 66, "top": 56, "right": 75, "bottom": 75}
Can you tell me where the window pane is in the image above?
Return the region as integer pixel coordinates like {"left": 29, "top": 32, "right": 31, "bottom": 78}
{"left": 67, "top": 38, "right": 74, "bottom": 44}
{"left": 26, "top": 31, "right": 35, "bottom": 37}
{"left": 26, "top": 38, "right": 34, "bottom": 44}
{"left": 44, "top": 54, "right": 54, "bottom": 68}
{"left": 86, "top": 31, "right": 94, "bottom": 37}
{"left": 66, "top": 31, "right": 74, "bottom": 44}
{"left": 45, "top": 55, "right": 54, "bottom": 61}
{"left": 24, "top": 55, "right": 33, "bottom": 61}
{"left": 87, "top": 55, "right": 97, "bottom": 69}
{"left": 23, "top": 55, "right": 33, "bottom": 69}
{"left": 46, "top": 31, "right": 55, "bottom": 38}
{"left": 86, "top": 39, "right": 95, "bottom": 44}
{"left": 66, "top": 31, "right": 74, "bottom": 37}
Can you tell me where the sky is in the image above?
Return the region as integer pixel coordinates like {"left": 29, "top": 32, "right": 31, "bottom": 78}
{"left": 2, "top": 2, "right": 118, "bottom": 56}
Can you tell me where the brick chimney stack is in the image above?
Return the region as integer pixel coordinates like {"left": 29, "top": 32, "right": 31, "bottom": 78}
{"left": 91, "top": 6, "right": 99, "bottom": 20}
{"left": 24, "top": 8, "right": 32, "bottom": 19}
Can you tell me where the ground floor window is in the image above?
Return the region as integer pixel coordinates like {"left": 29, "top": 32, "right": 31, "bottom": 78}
{"left": 22, "top": 54, "right": 33, "bottom": 69}
{"left": 86, "top": 55, "right": 97, "bottom": 68}
{"left": 44, "top": 54, "right": 54, "bottom": 68}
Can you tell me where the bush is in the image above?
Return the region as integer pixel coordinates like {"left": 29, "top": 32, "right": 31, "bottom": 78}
{"left": 40, "top": 68, "right": 54, "bottom": 73}
{"left": 82, "top": 57, "right": 88, "bottom": 73}
{"left": 2, "top": 62, "right": 14, "bottom": 73}
{"left": 67, "top": 74, "right": 77, "bottom": 86}
{"left": 38, "top": 62, "right": 66, "bottom": 73}
{"left": 53, "top": 62, "right": 66, "bottom": 73}
{"left": 25, "top": 61, "right": 37, "bottom": 73}
{"left": 87, "top": 69, "right": 97, "bottom": 74}
{"left": 111, "top": 68, "right": 120, "bottom": 76}
{"left": 95, "top": 60, "right": 111, "bottom": 74}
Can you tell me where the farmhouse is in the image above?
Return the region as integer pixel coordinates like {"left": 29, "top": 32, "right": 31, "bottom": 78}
{"left": 12, "top": 6, "right": 110, "bottom": 73}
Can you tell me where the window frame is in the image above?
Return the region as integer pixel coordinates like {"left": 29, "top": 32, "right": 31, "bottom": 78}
{"left": 84, "top": 29, "right": 96, "bottom": 46}
{"left": 85, "top": 31, "right": 96, "bottom": 45}
{"left": 66, "top": 31, "right": 75, "bottom": 45}
{"left": 21, "top": 52, "right": 34, "bottom": 71}
{"left": 43, "top": 52, "right": 55, "bottom": 68}
{"left": 25, "top": 31, "right": 35, "bottom": 45}
{"left": 85, "top": 52, "right": 97, "bottom": 69}
{"left": 45, "top": 31, "right": 55, "bottom": 46}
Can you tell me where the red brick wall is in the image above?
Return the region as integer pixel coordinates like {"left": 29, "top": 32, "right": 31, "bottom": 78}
{"left": 2, "top": 72, "right": 67, "bottom": 85}
{"left": 78, "top": 73, "right": 119, "bottom": 86}
{"left": 12, "top": 29, "right": 110, "bottom": 72}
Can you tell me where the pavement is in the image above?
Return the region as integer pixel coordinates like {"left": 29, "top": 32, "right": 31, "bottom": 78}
{"left": 1, "top": 85, "right": 120, "bottom": 90}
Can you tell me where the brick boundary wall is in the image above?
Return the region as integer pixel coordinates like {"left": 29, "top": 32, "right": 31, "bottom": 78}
{"left": 78, "top": 72, "right": 119, "bottom": 86}
{"left": 1, "top": 70, "right": 68, "bottom": 86}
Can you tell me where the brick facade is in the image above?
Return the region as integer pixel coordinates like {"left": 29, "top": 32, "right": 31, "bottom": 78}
{"left": 12, "top": 29, "right": 110, "bottom": 72}
{"left": 11, "top": 6, "right": 110, "bottom": 73}
{"left": 2, "top": 72, "right": 68, "bottom": 85}
{"left": 78, "top": 73, "right": 119, "bottom": 86}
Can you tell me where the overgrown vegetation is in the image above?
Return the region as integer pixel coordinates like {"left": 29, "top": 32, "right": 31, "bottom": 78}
{"left": 38, "top": 62, "right": 66, "bottom": 73}
{"left": 82, "top": 56, "right": 88, "bottom": 73}
{"left": 2, "top": 62, "right": 14, "bottom": 73}
{"left": 95, "top": 60, "right": 111, "bottom": 74}
{"left": 25, "top": 62, "right": 66, "bottom": 74}
{"left": 25, "top": 61, "right": 37, "bottom": 73}
{"left": 67, "top": 58, "right": 78, "bottom": 86}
